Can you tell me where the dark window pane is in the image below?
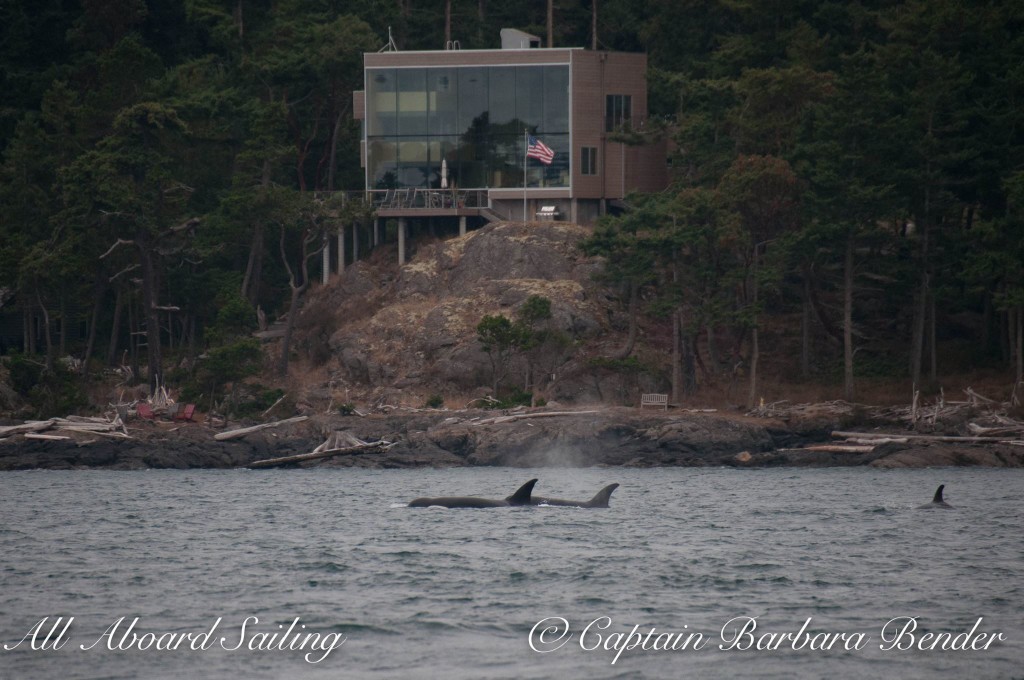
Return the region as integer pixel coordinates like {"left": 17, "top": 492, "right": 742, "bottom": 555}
{"left": 368, "top": 139, "right": 398, "bottom": 188}
{"left": 488, "top": 67, "right": 517, "bottom": 129}
{"left": 397, "top": 140, "right": 428, "bottom": 187}
{"left": 428, "top": 69, "right": 458, "bottom": 135}
{"left": 606, "top": 94, "right": 632, "bottom": 131}
{"left": 581, "top": 146, "right": 597, "bottom": 175}
{"left": 537, "top": 134, "right": 569, "bottom": 187}
{"left": 457, "top": 68, "right": 488, "bottom": 137}
{"left": 490, "top": 134, "right": 522, "bottom": 187}
{"left": 544, "top": 66, "right": 569, "bottom": 133}
{"left": 516, "top": 66, "right": 544, "bottom": 130}
{"left": 367, "top": 69, "right": 396, "bottom": 136}
{"left": 397, "top": 68, "right": 427, "bottom": 136}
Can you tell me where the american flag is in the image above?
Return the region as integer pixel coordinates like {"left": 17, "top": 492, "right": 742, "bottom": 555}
{"left": 526, "top": 135, "right": 555, "bottom": 165}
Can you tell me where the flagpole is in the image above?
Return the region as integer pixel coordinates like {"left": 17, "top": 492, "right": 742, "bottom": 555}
{"left": 523, "top": 130, "right": 528, "bottom": 223}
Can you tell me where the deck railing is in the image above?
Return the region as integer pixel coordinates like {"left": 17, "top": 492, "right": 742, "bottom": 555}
{"left": 367, "top": 188, "right": 488, "bottom": 210}
{"left": 312, "top": 188, "right": 490, "bottom": 212}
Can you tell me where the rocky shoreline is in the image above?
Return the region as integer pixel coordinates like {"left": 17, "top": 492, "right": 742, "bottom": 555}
{"left": 2, "top": 407, "right": 1022, "bottom": 470}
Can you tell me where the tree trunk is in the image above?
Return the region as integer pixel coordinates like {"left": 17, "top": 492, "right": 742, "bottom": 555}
{"left": 37, "top": 291, "right": 54, "bottom": 372}
{"left": 671, "top": 307, "right": 681, "bottom": 405}
{"left": 746, "top": 244, "right": 761, "bottom": 409}
{"left": 477, "top": 0, "right": 486, "bottom": 47}
{"left": 610, "top": 281, "right": 637, "bottom": 359}
{"left": 801, "top": 264, "right": 811, "bottom": 379}
{"left": 843, "top": 227, "right": 854, "bottom": 401}
{"left": 910, "top": 219, "right": 929, "bottom": 388}
{"left": 127, "top": 294, "right": 136, "bottom": 366}
{"left": 234, "top": 0, "right": 243, "bottom": 39}
{"left": 981, "top": 290, "right": 992, "bottom": 355}
{"left": 82, "top": 280, "right": 104, "bottom": 373}
{"left": 445, "top": 0, "right": 452, "bottom": 44}
{"left": 107, "top": 288, "right": 123, "bottom": 366}
{"left": 706, "top": 325, "right": 719, "bottom": 374}
{"left": 137, "top": 231, "right": 163, "bottom": 393}
{"left": 243, "top": 159, "right": 272, "bottom": 302}
{"left": 242, "top": 224, "right": 264, "bottom": 304}
{"left": 327, "top": 106, "right": 344, "bottom": 192}
{"left": 277, "top": 223, "right": 323, "bottom": 377}
{"left": 187, "top": 314, "right": 197, "bottom": 367}
{"left": 591, "top": 0, "right": 598, "bottom": 50}
{"left": 547, "top": 0, "right": 554, "bottom": 47}
{"left": 1000, "top": 299, "right": 1009, "bottom": 363}
{"left": 59, "top": 295, "right": 67, "bottom": 357}
{"left": 683, "top": 331, "right": 697, "bottom": 395}
{"left": 928, "top": 290, "right": 937, "bottom": 382}
{"left": 278, "top": 287, "right": 301, "bottom": 378}
{"left": 23, "top": 306, "right": 31, "bottom": 355}
{"left": 1017, "top": 303, "right": 1023, "bottom": 385}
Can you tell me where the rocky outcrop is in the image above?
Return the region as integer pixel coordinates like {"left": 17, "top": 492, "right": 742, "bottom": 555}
{"left": 295, "top": 222, "right": 637, "bottom": 401}
{"left": 3, "top": 408, "right": 1021, "bottom": 470}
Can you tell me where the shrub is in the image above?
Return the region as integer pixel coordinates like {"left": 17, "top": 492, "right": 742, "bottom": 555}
{"left": 482, "top": 387, "right": 533, "bottom": 409}
{"left": 182, "top": 338, "right": 263, "bottom": 407}
{"left": 2, "top": 355, "right": 88, "bottom": 418}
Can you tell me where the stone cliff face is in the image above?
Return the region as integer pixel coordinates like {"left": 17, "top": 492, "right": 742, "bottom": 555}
{"left": 297, "top": 221, "right": 645, "bottom": 402}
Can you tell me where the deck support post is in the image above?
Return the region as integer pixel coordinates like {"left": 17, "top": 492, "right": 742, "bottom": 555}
{"left": 398, "top": 218, "right": 407, "bottom": 265}
{"left": 338, "top": 224, "right": 345, "bottom": 274}
{"left": 321, "top": 237, "right": 330, "bottom": 284}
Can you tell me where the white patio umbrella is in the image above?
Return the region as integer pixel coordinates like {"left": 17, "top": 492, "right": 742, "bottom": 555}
{"left": 440, "top": 158, "right": 448, "bottom": 189}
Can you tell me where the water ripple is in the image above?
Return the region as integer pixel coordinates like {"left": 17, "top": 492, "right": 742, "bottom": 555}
{"left": 0, "top": 466, "right": 1021, "bottom": 679}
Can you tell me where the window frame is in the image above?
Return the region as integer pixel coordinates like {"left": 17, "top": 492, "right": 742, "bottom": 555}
{"left": 581, "top": 146, "right": 598, "bottom": 176}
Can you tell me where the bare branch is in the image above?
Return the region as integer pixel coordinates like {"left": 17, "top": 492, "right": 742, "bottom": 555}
{"left": 279, "top": 223, "right": 298, "bottom": 287}
{"left": 162, "top": 183, "right": 195, "bottom": 195}
{"left": 100, "top": 238, "right": 135, "bottom": 260}
{"left": 108, "top": 263, "right": 140, "bottom": 282}
{"left": 168, "top": 217, "right": 200, "bottom": 234}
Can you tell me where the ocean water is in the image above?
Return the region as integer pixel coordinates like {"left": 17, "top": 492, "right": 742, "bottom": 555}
{"left": 0, "top": 467, "right": 1021, "bottom": 679}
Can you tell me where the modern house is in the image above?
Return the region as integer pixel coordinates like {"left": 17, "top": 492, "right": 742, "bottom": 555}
{"left": 352, "top": 29, "right": 668, "bottom": 233}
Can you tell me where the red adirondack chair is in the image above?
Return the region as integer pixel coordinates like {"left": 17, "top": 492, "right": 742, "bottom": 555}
{"left": 136, "top": 403, "right": 156, "bottom": 420}
{"left": 174, "top": 404, "right": 196, "bottom": 422}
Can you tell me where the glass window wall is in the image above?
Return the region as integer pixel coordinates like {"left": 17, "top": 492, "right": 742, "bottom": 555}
{"left": 366, "top": 64, "right": 570, "bottom": 190}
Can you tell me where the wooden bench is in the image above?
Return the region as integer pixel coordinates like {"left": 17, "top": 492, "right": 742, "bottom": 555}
{"left": 640, "top": 393, "right": 668, "bottom": 410}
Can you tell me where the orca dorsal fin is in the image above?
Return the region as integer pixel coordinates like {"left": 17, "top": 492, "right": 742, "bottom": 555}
{"left": 506, "top": 479, "right": 538, "bottom": 505}
{"left": 588, "top": 483, "right": 620, "bottom": 508}
{"left": 933, "top": 484, "right": 945, "bottom": 503}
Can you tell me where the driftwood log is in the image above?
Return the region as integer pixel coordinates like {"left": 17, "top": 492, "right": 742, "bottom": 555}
{"left": 832, "top": 430, "right": 1016, "bottom": 443}
{"left": 474, "top": 410, "right": 602, "bottom": 426}
{"left": 247, "top": 440, "right": 389, "bottom": 469}
{"left": 213, "top": 416, "right": 308, "bottom": 441}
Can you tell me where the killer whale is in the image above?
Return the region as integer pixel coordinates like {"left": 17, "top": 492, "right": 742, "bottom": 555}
{"left": 408, "top": 479, "right": 538, "bottom": 508}
{"left": 918, "top": 484, "right": 953, "bottom": 509}
{"left": 532, "top": 483, "right": 620, "bottom": 508}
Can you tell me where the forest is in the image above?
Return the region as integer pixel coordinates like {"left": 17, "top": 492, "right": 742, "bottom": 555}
{"left": 1, "top": 0, "right": 1023, "bottom": 415}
